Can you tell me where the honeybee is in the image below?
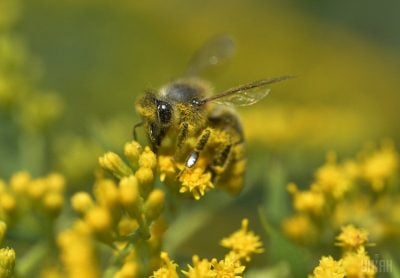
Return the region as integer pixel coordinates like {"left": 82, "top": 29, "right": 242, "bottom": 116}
{"left": 135, "top": 36, "right": 292, "bottom": 194}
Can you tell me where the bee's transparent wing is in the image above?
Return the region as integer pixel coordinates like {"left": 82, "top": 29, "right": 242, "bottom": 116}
{"left": 184, "top": 35, "right": 235, "bottom": 77}
{"left": 202, "top": 76, "right": 293, "bottom": 106}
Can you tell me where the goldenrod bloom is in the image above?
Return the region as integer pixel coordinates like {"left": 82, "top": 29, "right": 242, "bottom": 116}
{"left": 311, "top": 256, "right": 345, "bottom": 278}
{"left": 150, "top": 252, "right": 179, "bottom": 278}
{"left": 341, "top": 247, "right": 376, "bottom": 278}
{"left": 282, "top": 214, "right": 317, "bottom": 243}
{"left": 71, "top": 192, "right": 94, "bottom": 214}
{"left": 179, "top": 167, "right": 214, "bottom": 200}
{"left": 138, "top": 146, "right": 157, "bottom": 170}
{"left": 144, "top": 189, "right": 165, "bottom": 222}
{"left": 361, "top": 142, "right": 398, "bottom": 191}
{"left": 124, "top": 140, "right": 143, "bottom": 166}
{"left": 287, "top": 183, "right": 325, "bottom": 215}
{"left": 336, "top": 225, "right": 369, "bottom": 251}
{"left": 158, "top": 155, "right": 176, "bottom": 182}
{"left": 220, "top": 219, "right": 264, "bottom": 262}
{"left": 211, "top": 252, "right": 245, "bottom": 278}
{"left": 314, "top": 153, "right": 351, "bottom": 199}
{"left": 119, "top": 176, "right": 142, "bottom": 218}
{"left": 182, "top": 255, "right": 215, "bottom": 278}
{"left": 57, "top": 222, "right": 99, "bottom": 278}
{"left": 9, "top": 171, "right": 31, "bottom": 194}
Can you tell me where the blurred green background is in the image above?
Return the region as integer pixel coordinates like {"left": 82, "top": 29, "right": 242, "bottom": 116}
{"left": 2, "top": 0, "right": 400, "bottom": 276}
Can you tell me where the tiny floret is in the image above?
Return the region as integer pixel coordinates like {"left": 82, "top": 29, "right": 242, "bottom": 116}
{"left": 151, "top": 252, "right": 179, "bottom": 278}
{"left": 179, "top": 167, "right": 214, "bottom": 200}
{"left": 182, "top": 255, "right": 215, "bottom": 278}
{"left": 220, "top": 219, "right": 264, "bottom": 262}
{"left": 336, "top": 225, "right": 369, "bottom": 251}
{"left": 211, "top": 252, "right": 245, "bottom": 278}
{"left": 311, "top": 256, "right": 345, "bottom": 278}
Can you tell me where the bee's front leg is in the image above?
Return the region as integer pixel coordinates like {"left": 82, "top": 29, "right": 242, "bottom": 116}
{"left": 177, "top": 122, "right": 189, "bottom": 148}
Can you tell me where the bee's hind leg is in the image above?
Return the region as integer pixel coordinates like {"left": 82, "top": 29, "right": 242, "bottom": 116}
{"left": 207, "top": 144, "right": 232, "bottom": 182}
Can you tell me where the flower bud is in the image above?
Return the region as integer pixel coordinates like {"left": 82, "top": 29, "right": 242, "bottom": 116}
{"left": 10, "top": 171, "right": 31, "bottom": 194}
{"left": 124, "top": 141, "right": 142, "bottom": 166}
{"left": 119, "top": 176, "right": 142, "bottom": 218}
{"left": 0, "top": 248, "right": 16, "bottom": 278}
{"left": 138, "top": 147, "right": 157, "bottom": 170}
{"left": 99, "top": 152, "right": 133, "bottom": 179}
{"left": 71, "top": 192, "right": 94, "bottom": 214}
{"left": 144, "top": 189, "right": 165, "bottom": 222}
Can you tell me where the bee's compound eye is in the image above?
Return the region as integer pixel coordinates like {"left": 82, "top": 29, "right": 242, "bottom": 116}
{"left": 186, "top": 151, "right": 199, "bottom": 168}
{"left": 157, "top": 100, "right": 172, "bottom": 125}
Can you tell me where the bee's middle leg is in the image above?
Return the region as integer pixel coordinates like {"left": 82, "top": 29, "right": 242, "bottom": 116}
{"left": 185, "top": 128, "right": 211, "bottom": 168}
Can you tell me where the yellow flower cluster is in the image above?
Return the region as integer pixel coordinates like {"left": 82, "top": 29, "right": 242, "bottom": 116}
{"left": 100, "top": 140, "right": 242, "bottom": 201}
{"left": 310, "top": 225, "right": 376, "bottom": 278}
{"left": 59, "top": 141, "right": 166, "bottom": 276}
{"left": 57, "top": 221, "right": 100, "bottom": 278}
{"left": 151, "top": 219, "right": 263, "bottom": 278}
{"left": 283, "top": 142, "right": 399, "bottom": 244}
{"left": 0, "top": 221, "right": 16, "bottom": 278}
{"left": 0, "top": 171, "right": 66, "bottom": 224}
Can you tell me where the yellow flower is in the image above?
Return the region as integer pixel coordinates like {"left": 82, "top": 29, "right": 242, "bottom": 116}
{"left": 124, "top": 140, "right": 143, "bottom": 166}
{"left": 144, "top": 189, "right": 165, "bottom": 222}
{"left": 71, "top": 192, "right": 94, "bottom": 214}
{"left": 287, "top": 183, "right": 325, "bottom": 215}
{"left": 138, "top": 146, "right": 157, "bottom": 170}
{"left": 135, "top": 167, "right": 154, "bottom": 189}
{"left": 182, "top": 255, "right": 215, "bottom": 278}
{"left": 361, "top": 142, "right": 398, "bottom": 191}
{"left": 341, "top": 247, "right": 376, "bottom": 278}
{"left": 0, "top": 247, "right": 16, "bottom": 278}
{"left": 118, "top": 176, "right": 142, "bottom": 218}
{"left": 311, "top": 256, "right": 345, "bottom": 278}
{"left": 336, "top": 225, "right": 369, "bottom": 251}
{"left": 0, "top": 193, "right": 16, "bottom": 215}
{"left": 179, "top": 167, "right": 214, "bottom": 200}
{"left": 158, "top": 155, "right": 177, "bottom": 182}
{"left": 314, "top": 153, "right": 351, "bottom": 199}
{"left": 282, "top": 214, "right": 317, "bottom": 243}
{"left": 57, "top": 222, "right": 99, "bottom": 278}
{"left": 220, "top": 219, "right": 264, "bottom": 262}
{"left": 211, "top": 252, "right": 245, "bottom": 278}
{"left": 84, "top": 206, "right": 112, "bottom": 235}
{"left": 93, "top": 179, "right": 120, "bottom": 209}
{"left": 9, "top": 171, "right": 31, "bottom": 194}
{"left": 151, "top": 252, "right": 179, "bottom": 278}
{"left": 42, "top": 192, "right": 64, "bottom": 217}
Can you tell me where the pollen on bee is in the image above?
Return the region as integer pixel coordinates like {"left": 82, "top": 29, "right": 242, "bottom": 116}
{"left": 186, "top": 152, "right": 199, "bottom": 168}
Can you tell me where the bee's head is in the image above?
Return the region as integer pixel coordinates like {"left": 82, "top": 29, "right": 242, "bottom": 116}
{"left": 135, "top": 91, "right": 173, "bottom": 150}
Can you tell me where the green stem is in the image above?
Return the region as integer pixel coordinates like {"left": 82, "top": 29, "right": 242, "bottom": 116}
{"left": 16, "top": 241, "right": 48, "bottom": 277}
{"left": 18, "top": 131, "right": 45, "bottom": 175}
